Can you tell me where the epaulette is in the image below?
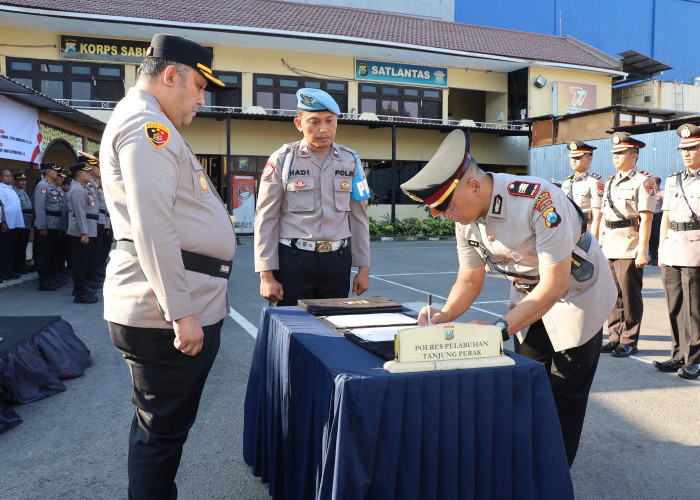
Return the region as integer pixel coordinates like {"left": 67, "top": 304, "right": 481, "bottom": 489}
{"left": 337, "top": 144, "right": 358, "bottom": 156}
{"left": 670, "top": 170, "right": 685, "bottom": 177}
{"left": 565, "top": 173, "right": 575, "bottom": 180}
{"left": 638, "top": 170, "right": 652, "bottom": 177}
{"left": 589, "top": 172, "right": 601, "bottom": 179}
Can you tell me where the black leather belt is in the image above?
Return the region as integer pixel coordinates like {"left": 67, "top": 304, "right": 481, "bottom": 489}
{"left": 116, "top": 240, "right": 232, "bottom": 279}
{"left": 99, "top": 209, "right": 106, "bottom": 214}
{"left": 86, "top": 213, "right": 99, "bottom": 220}
{"left": 46, "top": 210, "right": 61, "bottom": 217}
{"left": 670, "top": 220, "right": 700, "bottom": 231}
{"left": 605, "top": 218, "right": 635, "bottom": 229}
{"left": 22, "top": 209, "right": 33, "bottom": 215}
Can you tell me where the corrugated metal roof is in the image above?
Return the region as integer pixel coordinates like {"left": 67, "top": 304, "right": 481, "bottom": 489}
{"left": 0, "top": 0, "right": 622, "bottom": 71}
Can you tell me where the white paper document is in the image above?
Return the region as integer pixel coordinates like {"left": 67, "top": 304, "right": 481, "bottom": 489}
{"left": 349, "top": 325, "right": 417, "bottom": 342}
{"left": 323, "top": 312, "right": 418, "bottom": 329}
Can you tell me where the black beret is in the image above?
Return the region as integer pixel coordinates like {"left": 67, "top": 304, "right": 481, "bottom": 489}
{"left": 146, "top": 33, "right": 224, "bottom": 88}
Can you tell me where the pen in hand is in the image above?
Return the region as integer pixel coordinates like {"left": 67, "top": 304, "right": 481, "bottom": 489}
{"left": 427, "top": 294, "right": 432, "bottom": 325}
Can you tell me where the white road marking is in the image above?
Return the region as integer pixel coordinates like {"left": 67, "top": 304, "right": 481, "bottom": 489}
{"left": 229, "top": 307, "right": 258, "bottom": 339}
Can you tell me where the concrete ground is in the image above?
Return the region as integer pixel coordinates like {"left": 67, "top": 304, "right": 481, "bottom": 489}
{"left": 0, "top": 238, "right": 697, "bottom": 499}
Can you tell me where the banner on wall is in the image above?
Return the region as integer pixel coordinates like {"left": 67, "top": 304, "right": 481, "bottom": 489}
{"left": 0, "top": 94, "right": 41, "bottom": 162}
{"left": 553, "top": 81, "right": 597, "bottom": 115}
{"left": 231, "top": 175, "right": 256, "bottom": 234}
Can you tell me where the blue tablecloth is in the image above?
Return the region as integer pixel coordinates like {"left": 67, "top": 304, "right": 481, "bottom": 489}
{"left": 243, "top": 307, "right": 573, "bottom": 500}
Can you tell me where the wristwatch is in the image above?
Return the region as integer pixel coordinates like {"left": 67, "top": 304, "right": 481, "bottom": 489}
{"left": 494, "top": 319, "right": 509, "bottom": 342}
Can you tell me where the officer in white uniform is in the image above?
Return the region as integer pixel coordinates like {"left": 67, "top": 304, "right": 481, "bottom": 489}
{"left": 600, "top": 132, "right": 656, "bottom": 357}
{"left": 100, "top": 34, "right": 236, "bottom": 499}
{"left": 561, "top": 140, "right": 603, "bottom": 239}
{"left": 655, "top": 124, "right": 700, "bottom": 379}
{"left": 254, "top": 88, "right": 371, "bottom": 306}
{"left": 401, "top": 130, "right": 616, "bottom": 467}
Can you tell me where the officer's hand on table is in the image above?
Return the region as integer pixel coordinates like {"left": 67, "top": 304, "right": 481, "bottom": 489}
{"left": 417, "top": 306, "right": 448, "bottom": 326}
{"left": 635, "top": 247, "right": 648, "bottom": 268}
{"left": 173, "top": 314, "right": 204, "bottom": 356}
{"left": 80, "top": 234, "right": 89, "bottom": 245}
{"left": 39, "top": 229, "right": 48, "bottom": 237}
{"left": 260, "top": 270, "right": 284, "bottom": 302}
{"left": 352, "top": 266, "right": 370, "bottom": 296}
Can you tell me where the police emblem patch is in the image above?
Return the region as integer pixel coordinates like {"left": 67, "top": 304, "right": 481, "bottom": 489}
{"left": 681, "top": 125, "right": 691, "bottom": 138}
{"left": 145, "top": 122, "right": 170, "bottom": 148}
{"left": 492, "top": 194, "right": 502, "bottom": 214}
{"left": 644, "top": 180, "right": 655, "bottom": 196}
{"left": 612, "top": 134, "right": 621, "bottom": 144}
{"left": 597, "top": 182, "right": 605, "bottom": 197}
{"left": 542, "top": 206, "right": 561, "bottom": 228}
{"left": 199, "top": 172, "right": 209, "bottom": 192}
{"left": 507, "top": 181, "right": 540, "bottom": 198}
{"left": 444, "top": 328, "right": 455, "bottom": 341}
{"left": 299, "top": 93, "right": 313, "bottom": 107}
{"left": 294, "top": 180, "right": 307, "bottom": 189}
{"left": 262, "top": 162, "right": 275, "bottom": 179}
{"left": 41, "top": 188, "right": 47, "bottom": 194}
{"left": 340, "top": 180, "right": 351, "bottom": 191}
{"left": 569, "top": 141, "right": 578, "bottom": 150}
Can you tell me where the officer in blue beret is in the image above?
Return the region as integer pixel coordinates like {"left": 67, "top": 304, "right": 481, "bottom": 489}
{"left": 254, "top": 88, "right": 371, "bottom": 305}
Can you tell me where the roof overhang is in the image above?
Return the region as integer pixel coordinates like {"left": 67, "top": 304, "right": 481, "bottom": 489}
{"left": 614, "top": 50, "right": 672, "bottom": 85}
{"left": 0, "top": 75, "right": 105, "bottom": 132}
{"left": 0, "top": 5, "right": 626, "bottom": 77}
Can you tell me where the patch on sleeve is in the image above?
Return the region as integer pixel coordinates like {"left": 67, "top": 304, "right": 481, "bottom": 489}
{"left": 534, "top": 192, "right": 552, "bottom": 212}
{"left": 597, "top": 182, "right": 605, "bottom": 197}
{"left": 644, "top": 180, "right": 655, "bottom": 196}
{"left": 144, "top": 122, "right": 170, "bottom": 148}
{"left": 541, "top": 206, "right": 561, "bottom": 228}
{"left": 262, "top": 162, "right": 275, "bottom": 179}
{"left": 507, "top": 181, "right": 540, "bottom": 198}
{"left": 41, "top": 187, "right": 47, "bottom": 194}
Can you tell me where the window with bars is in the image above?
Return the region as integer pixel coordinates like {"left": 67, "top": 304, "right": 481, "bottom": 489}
{"left": 203, "top": 72, "right": 242, "bottom": 108}
{"left": 358, "top": 84, "right": 442, "bottom": 120}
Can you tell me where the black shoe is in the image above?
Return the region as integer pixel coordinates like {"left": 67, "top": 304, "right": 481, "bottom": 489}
{"left": 652, "top": 359, "right": 684, "bottom": 372}
{"left": 38, "top": 283, "right": 59, "bottom": 291}
{"left": 611, "top": 344, "right": 638, "bottom": 357}
{"left": 601, "top": 341, "right": 620, "bottom": 353}
{"left": 678, "top": 364, "right": 700, "bottom": 380}
{"left": 74, "top": 293, "right": 98, "bottom": 304}
{"left": 1, "top": 273, "right": 20, "bottom": 280}
{"left": 85, "top": 281, "right": 103, "bottom": 289}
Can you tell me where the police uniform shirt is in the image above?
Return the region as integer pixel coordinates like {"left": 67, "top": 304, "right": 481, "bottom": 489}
{"left": 456, "top": 173, "right": 616, "bottom": 352}
{"left": 101, "top": 87, "right": 236, "bottom": 329}
{"left": 33, "top": 178, "right": 63, "bottom": 230}
{"left": 560, "top": 171, "right": 602, "bottom": 214}
{"left": 600, "top": 167, "right": 656, "bottom": 259}
{"left": 88, "top": 177, "right": 107, "bottom": 226}
{"left": 13, "top": 186, "right": 33, "bottom": 229}
{"left": 67, "top": 180, "right": 98, "bottom": 238}
{"left": 254, "top": 138, "right": 370, "bottom": 272}
{"left": 661, "top": 168, "right": 700, "bottom": 266}
{"left": 58, "top": 186, "right": 69, "bottom": 232}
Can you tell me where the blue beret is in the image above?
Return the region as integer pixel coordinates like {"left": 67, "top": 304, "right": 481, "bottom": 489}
{"left": 296, "top": 88, "right": 340, "bottom": 115}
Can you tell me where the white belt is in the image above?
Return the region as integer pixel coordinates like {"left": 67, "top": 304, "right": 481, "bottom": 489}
{"left": 279, "top": 238, "right": 348, "bottom": 253}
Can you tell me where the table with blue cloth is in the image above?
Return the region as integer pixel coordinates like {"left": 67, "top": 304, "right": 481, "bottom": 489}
{"left": 243, "top": 307, "right": 573, "bottom": 500}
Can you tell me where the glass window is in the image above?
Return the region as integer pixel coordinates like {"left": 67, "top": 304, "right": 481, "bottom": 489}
{"left": 72, "top": 66, "right": 91, "bottom": 74}
{"left": 256, "top": 77, "right": 274, "bottom": 86}
{"left": 360, "top": 98, "right": 377, "bottom": 114}
{"left": 12, "top": 78, "right": 32, "bottom": 88}
{"left": 98, "top": 67, "right": 121, "bottom": 76}
{"left": 71, "top": 81, "right": 91, "bottom": 102}
{"left": 40, "top": 64, "right": 63, "bottom": 73}
{"left": 361, "top": 85, "right": 377, "bottom": 93}
{"left": 280, "top": 79, "right": 298, "bottom": 87}
{"left": 10, "top": 61, "right": 32, "bottom": 71}
{"left": 382, "top": 87, "right": 399, "bottom": 96}
{"left": 304, "top": 81, "right": 321, "bottom": 88}
{"left": 424, "top": 90, "right": 440, "bottom": 99}
{"left": 40, "top": 80, "right": 63, "bottom": 99}
{"left": 403, "top": 101, "right": 419, "bottom": 118}
{"left": 381, "top": 100, "right": 399, "bottom": 115}
{"left": 404, "top": 88, "right": 419, "bottom": 97}
{"left": 327, "top": 82, "right": 345, "bottom": 91}
{"left": 221, "top": 75, "right": 238, "bottom": 84}
{"left": 279, "top": 93, "right": 297, "bottom": 113}
{"left": 256, "top": 91, "right": 274, "bottom": 110}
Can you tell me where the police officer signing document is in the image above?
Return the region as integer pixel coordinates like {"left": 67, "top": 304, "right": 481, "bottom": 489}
{"left": 254, "top": 88, "right": 371, "bottom": 305}
{"left": 101, "top": 34, "right": 236, "bottom": 499}
{"left": 401, "top": 130, "right": 616, "bottom": 467}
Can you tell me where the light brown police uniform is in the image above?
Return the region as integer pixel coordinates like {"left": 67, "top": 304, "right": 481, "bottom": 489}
{"left": 600, "top": 166, "right": 656, "bottom": 346}
{"left": 254, "top": 138, "right": 370, "bottom": 272}
{"left": 660, "top": 168, "right": 700, "bottom": 364}
{"left": 561, "top": 171, "right": 602, "bottom": 220}
{"left": 101, "top": 87, "right": 236, "bottom": 328}
{"left": 456, "top": 173, "right": 616, "bottom": 351}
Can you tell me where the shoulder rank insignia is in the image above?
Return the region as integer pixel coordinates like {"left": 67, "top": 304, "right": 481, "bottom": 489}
{"left": 145, "top": 122, "right": 170, "bottom": 148}
{"left": 507, "top": 181, "right": 540, "bottom": 198}
{"left": 638, "top": 170, "right": 652, "bottom": 177}
{"left": 262, "top": 162, "right": 275, "bottom": 179}
{"left": 590, "top": 172, "right": 601, "bottom": 179}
